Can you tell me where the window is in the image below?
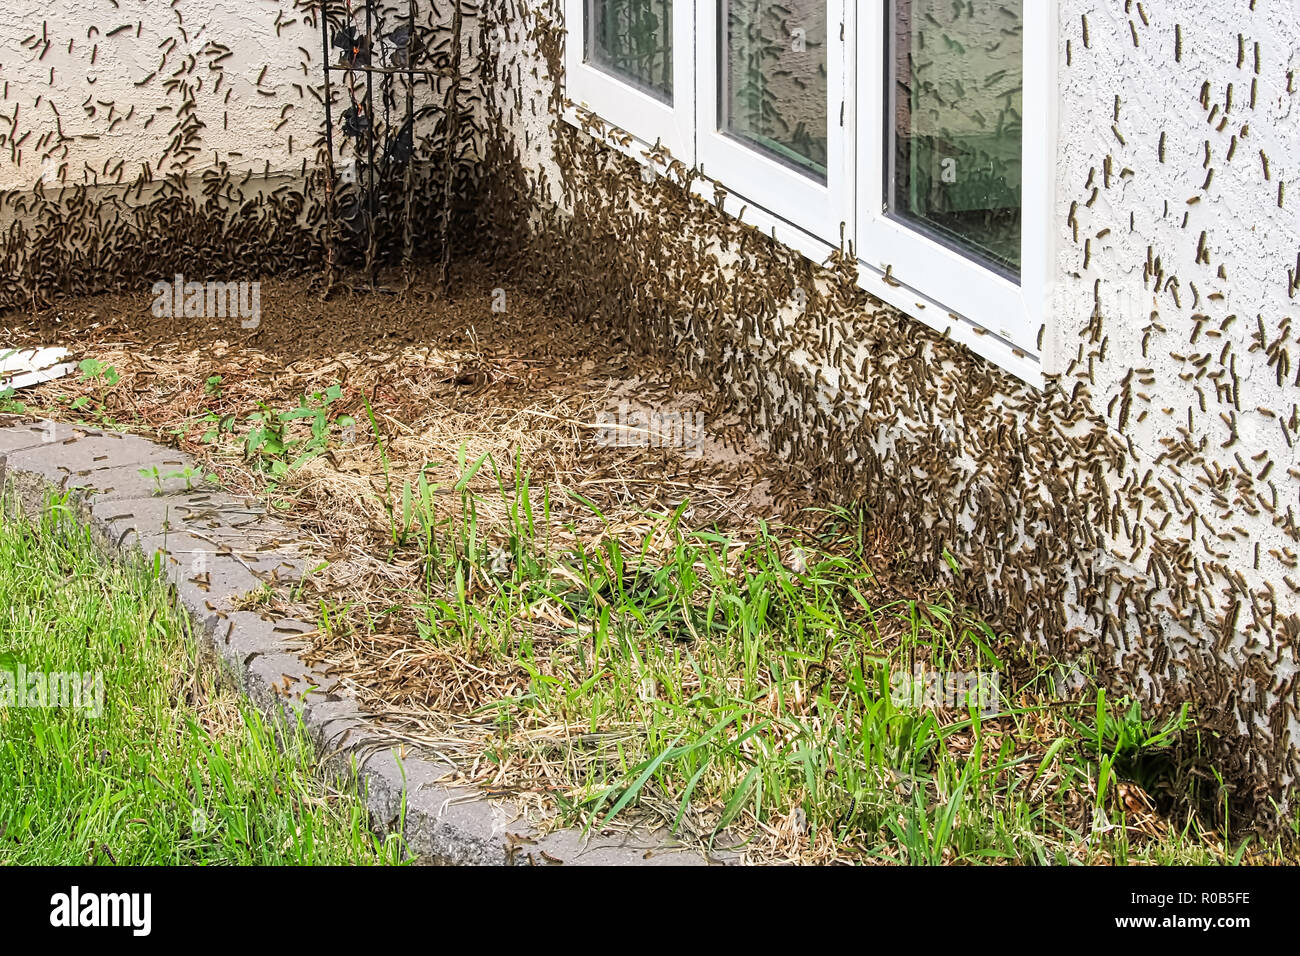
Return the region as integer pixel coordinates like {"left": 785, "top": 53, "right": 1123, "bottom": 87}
{"left": 858, "top": 0, "right": 1053, "bottom": 371}
{"left": 888, "top": 0, "right": 1023, "bottom": 276}
{"left": 587, "top": 0, "right": 674, "bottom": 102}
{"left": 564, "top": 1, "right": 695, "bottom": 160}
{"left": 563, "top": 2, "right": 1055, "bottom": 382}
{"left": 696, "top": 1, "right": 848, "bottom": 240}
{"left": 720, "top": 2, "right": 828, "bottom": 179}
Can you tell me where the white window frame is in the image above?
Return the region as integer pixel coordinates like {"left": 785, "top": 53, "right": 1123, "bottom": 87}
{"left": 695, "top": 1, "right": 850, "bottom": 243}
{"left": 563, "top": 0, "right": 696, "bottom": 163}
{"left": 854, "top": 1, "right": 1055, "bottom": 380}
{"left": 561, "top": 2, "right": 1056, "bottom": 385}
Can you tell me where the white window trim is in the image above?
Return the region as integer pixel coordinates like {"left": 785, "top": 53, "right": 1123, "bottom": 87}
{"left": 695, "top": 1, "right": 850, "bottom": 243}
{"left": 853, "top": 1, "right": 1055, "bottom": 382}
{"left": 562, "top": 0, "right": 696, "bottom": 163}
{"left": 560, "top": 2, "right": 1056, "bottom": 387}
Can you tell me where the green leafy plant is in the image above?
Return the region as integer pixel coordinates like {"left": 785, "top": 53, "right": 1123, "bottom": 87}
{"left": 1067, "top": 690, "right": 1191, "bottom": 763}
{"left": 78, "top": 358, "right": 120, "bottom": 387}
{"left": 0, "top": 386, "right": 26, "bottom": 414}
{"left": 47, "top": 358, "right": 123, "bottom": 424}
{"left": 138, "top": 465, "right": 166, "bottom": 495}
{"left": 242, "top": 384, "right": 355, "bottom": 484}
{"left": 199, "top": 411, "right": 238, "bottom": 445}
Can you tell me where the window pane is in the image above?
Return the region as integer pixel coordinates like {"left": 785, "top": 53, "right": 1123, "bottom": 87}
{"left": 721, "top": 1, "right": 828, "bottom": 180}
{"left": 889, "top": 0, "right": 1023, "bottom": 274}
{"left": 587, "top": 0, "right": 673, "bottom": 103}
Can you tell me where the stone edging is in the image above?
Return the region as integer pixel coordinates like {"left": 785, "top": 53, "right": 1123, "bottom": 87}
{"left": 0, "top": 417, "right": 722, "bottom": 866}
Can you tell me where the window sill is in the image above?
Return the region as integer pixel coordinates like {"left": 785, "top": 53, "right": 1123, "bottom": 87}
{"left": 559, "top": 104, "right": 1045, "bottom": 389}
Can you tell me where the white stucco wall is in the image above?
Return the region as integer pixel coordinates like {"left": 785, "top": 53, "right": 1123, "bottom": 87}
{"left": 0, "top": 0, "right": 323, "bottom": 191}
{"left": 1055, "top": 0, "right": 1299, "bottom": 691}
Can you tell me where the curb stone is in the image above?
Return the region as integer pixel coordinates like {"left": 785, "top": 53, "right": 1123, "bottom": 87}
{"left": 0, "top": 417, "right": 727, "bottom": 866}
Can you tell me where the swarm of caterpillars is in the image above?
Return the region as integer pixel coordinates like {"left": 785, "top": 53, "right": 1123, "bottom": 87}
{"left": 0, "top": 0, "right": 487, "bottom": 311}
{"left": 469, "top": 0, "right": 1300, "bottom": 826}
{"left": 3, "top": 0, "right": 1298, "bottom": 826}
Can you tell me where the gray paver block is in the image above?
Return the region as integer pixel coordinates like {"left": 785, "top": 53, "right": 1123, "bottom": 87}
{"left": 68, "top": 461, "right": 204, "bottom": 501}
{"left": 0, "top": 420, "right": 53, "bottom": 455}
{"left": 5, "top": 425, "right": 177, "bottom": 479}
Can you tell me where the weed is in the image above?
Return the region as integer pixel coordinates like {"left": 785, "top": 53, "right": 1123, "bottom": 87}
{"left": 290, "top": 450, "right": 1277, "bottom": 864}
{"left": 242, "top": 384, "right": 355, "bottom": 487}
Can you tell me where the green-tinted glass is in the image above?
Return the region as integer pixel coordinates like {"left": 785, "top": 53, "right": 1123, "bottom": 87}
{"left": 889, "top": 0, "right": 1023, "bottom": 274}
{"left": 721, "top": 1, "right": 828, "bottom": 180}
{"left": 587, "top": 0, "right": 674, "bottom": 103}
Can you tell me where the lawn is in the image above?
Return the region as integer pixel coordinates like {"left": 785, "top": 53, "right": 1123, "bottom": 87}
{"left": 0, "top": 496, "right": 407, "bottom": 866}
{"left": 4, "top": 268, "right": 1297, "bottom": 864}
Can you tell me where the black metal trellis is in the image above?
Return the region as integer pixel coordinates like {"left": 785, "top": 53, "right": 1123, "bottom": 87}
{"left": 318, "top": 0, "right": 447, "bottom": 292}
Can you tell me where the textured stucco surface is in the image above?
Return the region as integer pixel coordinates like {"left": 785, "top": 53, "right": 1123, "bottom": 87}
{"left": 1, "top": 0, "right": 322, "bottom": 190}
{"left": 0, "top": 0, "right": 483, "bottom": 311}
{"left": 1053, "top": 0, "right": 1299, "bottom": 726}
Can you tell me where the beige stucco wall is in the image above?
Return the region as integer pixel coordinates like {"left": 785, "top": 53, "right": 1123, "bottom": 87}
{"left": 1, "top": 0, "right": 323, "bottom": 191}
{"left": 0, "top": 0, "right": 482, "bottom": 308}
